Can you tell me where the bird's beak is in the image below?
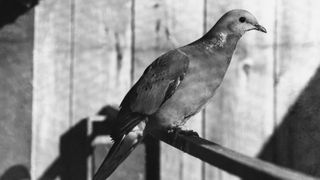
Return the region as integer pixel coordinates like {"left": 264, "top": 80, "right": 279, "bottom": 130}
{"left": 254, "top": 24, "right": 267, "bottom": 33}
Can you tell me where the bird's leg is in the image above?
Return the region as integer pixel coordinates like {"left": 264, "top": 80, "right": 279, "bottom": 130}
{"left": 168, "top": 126, "right": 199, "bottom": 137}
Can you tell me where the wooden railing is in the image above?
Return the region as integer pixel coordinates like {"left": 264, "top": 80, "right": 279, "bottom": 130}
{"left": 90, "top": 113, "right": 320, "bottom": 180}
{"left": 151, "top": 131, "right": 319, "bottom": 180}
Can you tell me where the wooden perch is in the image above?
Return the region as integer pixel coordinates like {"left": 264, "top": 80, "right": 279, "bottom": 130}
{"left": 151, "top": 130, "right": 319, "bottom": 180}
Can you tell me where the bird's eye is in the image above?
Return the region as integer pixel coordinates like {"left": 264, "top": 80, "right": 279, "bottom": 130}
{"left": 239, "top": 17, "right": 246, "bottom": 23}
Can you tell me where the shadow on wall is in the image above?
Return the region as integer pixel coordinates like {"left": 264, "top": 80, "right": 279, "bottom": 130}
{"left": 0, "top": 0, "right": 38, "bottom": 28}
{"left": 0, "top": 165, "right": 30, "bottom": 180}
{"left": 0, "top": 1, "right": 37, "bottom": 180}
{"left": 38, "top": 106, "right": 117, "bottom": 180}
{"left": 38, "top": 105, "right": 159, "bottom": 180}
{"left": 259, "top": 65, "right": 320, "bottom": 177}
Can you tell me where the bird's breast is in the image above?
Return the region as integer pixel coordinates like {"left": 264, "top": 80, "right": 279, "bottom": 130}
{"left": 167, "top": 58, "right": 228, "bottom": 114}
{"left": 188, "top": 54, "right": 229, "bottom": 91}
{"left": 151, "top": 49, "right": 231, "bottom": 128}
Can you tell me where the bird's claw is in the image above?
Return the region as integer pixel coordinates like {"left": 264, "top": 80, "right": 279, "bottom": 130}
{"left": 180, "top": 130, "right": 199, "bottom": 137}
{"left": 167, "top": 127, "right": 199, "bottom": 137}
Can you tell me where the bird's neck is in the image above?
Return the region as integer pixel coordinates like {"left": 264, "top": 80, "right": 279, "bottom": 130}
{"left": 199, "top": 29, "right": 241, "bottom": 55}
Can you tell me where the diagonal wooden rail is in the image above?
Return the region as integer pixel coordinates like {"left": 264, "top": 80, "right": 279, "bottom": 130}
{"left": 91, "top": 112, "right": 320, "bottom": 180}
{"left": 151, "top": 130, "right": 319, "bottom": 180}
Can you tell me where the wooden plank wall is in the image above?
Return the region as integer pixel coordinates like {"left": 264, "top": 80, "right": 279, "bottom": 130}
{"left": 30, "top": 0, "right": 320, "bottom": 180}
{"left": 32, "top": 0, "right": 139, "bottom": 179}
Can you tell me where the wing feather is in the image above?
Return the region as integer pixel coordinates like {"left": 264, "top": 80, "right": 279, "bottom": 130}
{"left": 112, "top": 49, "right": 189, "bottom": 138}
{"left": 121, "top": 49, "right": 189, "bottom": 114}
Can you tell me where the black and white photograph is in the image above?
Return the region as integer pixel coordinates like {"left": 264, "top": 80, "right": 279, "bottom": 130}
{"left": 0, "top": 0, "right": 320, "bottom": 179}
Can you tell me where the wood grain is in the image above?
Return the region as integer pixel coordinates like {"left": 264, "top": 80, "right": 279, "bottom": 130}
{"left": 32, "top": 0, "right": 73, "bottom": 178}
{"left": 73, "top": 0, "right": 135, "bottom": 179}
{"left": 32, "top": 0, "right": 141, "bottom": 179}
{"left": 72, "top": 0, "right": 132, "bottom": 122}
{"left": 75, "top": 0, "right": 145, "bottom": 179}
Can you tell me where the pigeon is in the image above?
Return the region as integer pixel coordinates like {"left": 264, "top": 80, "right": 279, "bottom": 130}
{"left": 94, "top": 9, "right": 266, "bottom": 180}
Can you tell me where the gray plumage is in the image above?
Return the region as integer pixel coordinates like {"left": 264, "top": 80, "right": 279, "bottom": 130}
{"left": 94, "top": 9, "right": 266, "bottom": 180}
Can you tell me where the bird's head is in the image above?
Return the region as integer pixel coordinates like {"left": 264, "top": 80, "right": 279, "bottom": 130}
{"left": 215, "top": 9, "right": 267, "bottom": 36}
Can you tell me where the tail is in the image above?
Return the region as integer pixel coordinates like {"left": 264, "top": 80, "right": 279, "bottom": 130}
{"left": 93, "top": 120, "right": 146, "bottom": 180}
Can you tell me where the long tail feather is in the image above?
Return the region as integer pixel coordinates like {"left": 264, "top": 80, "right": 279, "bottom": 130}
{"left": 93, "top": 121, "right": 146, "bottom": 180}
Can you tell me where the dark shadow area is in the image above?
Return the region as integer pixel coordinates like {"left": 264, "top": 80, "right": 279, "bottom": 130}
{"left": 39, "top": 106, "right": 115, "bottom": 180}
{"left": 39, "top": 120, "right": 92, "bottom": 180}
{"left": 259, "top": 66, "right": 320, "bottom": 177}
{"left": 144, "top": 135, "right": 160, "bottom": 180}
{"left": 39, "top": 105, "right": 159, "bottom": 180}
{"left": 0, "top": 0, "right": 38, "bottom": 28}
{"left": 0, "top": 0, "right": 35, "bottom": 177}
{"left": 0, "top": 165, "right": 30, "bottom": 180}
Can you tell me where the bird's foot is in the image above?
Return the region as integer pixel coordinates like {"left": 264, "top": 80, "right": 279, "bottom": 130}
{"left": 168, "top": 126, "right": 199, "bottom": 137}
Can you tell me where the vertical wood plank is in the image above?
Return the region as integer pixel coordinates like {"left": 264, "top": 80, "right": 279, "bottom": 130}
{"left": 72, "top": 0, "right": 132, "bottom": 122}
{"left": 32, "top": 0, "right": 71, "bottom": 179}
{"left": 204, "top": 1, "right": 275, "bottom": 179}
{"left": 32, "top": 0, "right": 73, "bottom": 179}
{"left": 265, "top": 0, "right": 320, "bottom": 176}
{"left": 134, "top": 0, "right": 204, "bottom": 179}
{"left": 72, "top": 0, "right": 145, "bottom": 179}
